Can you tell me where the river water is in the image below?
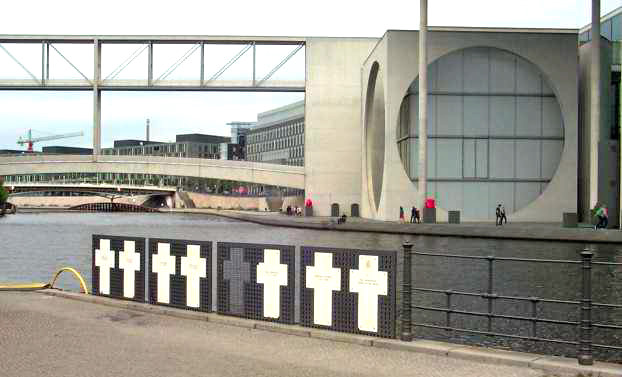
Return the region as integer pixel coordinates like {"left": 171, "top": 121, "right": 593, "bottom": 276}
{"left": 0, "top": 212, "right": 620, "bottom": 361}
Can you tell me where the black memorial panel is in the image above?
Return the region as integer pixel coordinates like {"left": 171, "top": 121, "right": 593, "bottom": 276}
{"left": 148, "top": 238, "right": 212, "bottom": 312}
{"left": 217, "top": 242, "right": 295, "bottom": 324}
{"left": 92, "top": 234, "right": 145, "bottom": 302}
{"left": 300, "top": 246, "right": 396, "bottom": 338}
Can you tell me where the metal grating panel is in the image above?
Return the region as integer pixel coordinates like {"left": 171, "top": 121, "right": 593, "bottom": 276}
{"left": 148, "top": 238, "right": 212, "bottom": 312}
{"left": 300, "top": 246, "right": 397, "bottom": 338}
{"left": 217, "top": 242, "right": 295, "bottom": 324}
{"left": 92, "top": 234, "right": 145, "bottom": 302}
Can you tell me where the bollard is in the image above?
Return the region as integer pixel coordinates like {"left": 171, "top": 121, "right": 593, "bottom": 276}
{"left": 401, "top": 241, "right": 413, "bottom": 341}
{"left": 577, "top": 248, "right": 594, "bottom": 366}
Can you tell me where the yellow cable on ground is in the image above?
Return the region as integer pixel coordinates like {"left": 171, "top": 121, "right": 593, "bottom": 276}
{"left": 0, "top": 282, "right": 49, "bottom": 291}
{"left": 0, "top": 267, "right": 88, "bottom": 294}
{"left": 48, "top": 267, "right": 89, "bottom": 294}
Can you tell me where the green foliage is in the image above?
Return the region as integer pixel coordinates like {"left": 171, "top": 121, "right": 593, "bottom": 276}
{"left": 0, "top": 181, "right": 7, "bottom": 204}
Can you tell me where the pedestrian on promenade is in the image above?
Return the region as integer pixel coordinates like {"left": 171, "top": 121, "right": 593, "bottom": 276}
{"left": 495, "top": 204, "right": 502, "bottom": 226}
{"left": 500, "top": 204, "right": 507, "bottom": 225}
{"left": 399, "top": 206, "right": 405, "bottom": 223}
{"left": 410, "top": 206, "right": 416, "bottom": 223}
{"left": 415, "top": 208, "right": 421, "bottom": 223}
{"left": 595, "top": 204, "right": 609, "bottom": 229}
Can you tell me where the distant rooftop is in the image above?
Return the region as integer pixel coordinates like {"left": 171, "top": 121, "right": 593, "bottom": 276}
{"left": 255, "top": 100, "right": 305, "bottom": 129}
{"left": 580, "top": 5, "right": 622, "bottom": 33}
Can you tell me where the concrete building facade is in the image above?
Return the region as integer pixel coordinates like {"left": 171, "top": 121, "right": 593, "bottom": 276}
{"left": 246, "top": 100, "right": 305, "bottom": 166}
{"left": 102, "top": 134, "right": 230, "bottom": 159}
{"left": 358, "top": 29, "right": 579, "bottom": 222}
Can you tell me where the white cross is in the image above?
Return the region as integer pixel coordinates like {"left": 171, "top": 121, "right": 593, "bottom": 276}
{"left": 306, "top": 252, "right": 341, "bottom": 326}
{"left": 256, "top": 249, "right": 288, "bottom": 318}
{"left": 95, "top": 239, "right": 115, "bottom": 295}
{"left": 152, "top": 242, "right": 176, "bottom": 304}
{"left": 180, "top": 245, "right": 207, "bottom": 308}
{"left": 118, "top": 240, "right": 140, "bottom": 299}
{"left": 349, "top": 255, "right": 388, "bottom": 333}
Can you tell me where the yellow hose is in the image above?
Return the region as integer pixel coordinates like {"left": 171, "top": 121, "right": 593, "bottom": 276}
{"left": 0, "top": 267, "right": 89, "bottom": 294}
{"left": 0, "top": 282, "right": 49, "bottom": 291}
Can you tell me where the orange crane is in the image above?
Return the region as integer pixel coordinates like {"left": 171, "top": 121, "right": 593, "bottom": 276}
{"left": 17, "top": 129, "right": 84, "bottom": 152}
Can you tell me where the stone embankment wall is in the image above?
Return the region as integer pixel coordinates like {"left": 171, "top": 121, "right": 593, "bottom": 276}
{"left": 183, "top": 192, "right": 303, "bottom": 211}
{"left": 9, "top": 195, "right": 152, "bottom": 208}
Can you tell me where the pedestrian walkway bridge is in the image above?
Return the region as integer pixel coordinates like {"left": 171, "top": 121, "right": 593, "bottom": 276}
{"left": 0, "top": 154, "right": 305, "bottom": 189}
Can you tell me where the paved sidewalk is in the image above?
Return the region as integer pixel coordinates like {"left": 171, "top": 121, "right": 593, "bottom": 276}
{"left": 0, "top": 292, "right": 548, "bottom": 377}
{"left": 172, "top": 208, "right": 622, "bottom": 244}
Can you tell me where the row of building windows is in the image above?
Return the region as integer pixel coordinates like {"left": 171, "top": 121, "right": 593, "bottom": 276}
{"left": 103, "top": 142, "right": 221, "bottom": 158}
{"left": 247, "top": 133, "right": 304, "bottom": 154}
{"left": 247, "top": 121, "right": 304, "bottom": 144}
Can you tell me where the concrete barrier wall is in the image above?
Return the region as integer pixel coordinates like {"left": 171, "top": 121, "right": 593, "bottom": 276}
{"left": 9, "top": 195, "right": 152, "bottom": 208}
{"left": 184, "top": 192, "right": 303, "bottom": 211}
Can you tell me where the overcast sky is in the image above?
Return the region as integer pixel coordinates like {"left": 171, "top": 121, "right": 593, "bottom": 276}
{"left": 0, "top": 0, "right": 620, "bottom": 150}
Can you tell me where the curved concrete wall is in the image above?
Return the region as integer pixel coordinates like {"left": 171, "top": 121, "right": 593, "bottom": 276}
{"left": 304, "top": 37, "right": 379, "bottom": 216}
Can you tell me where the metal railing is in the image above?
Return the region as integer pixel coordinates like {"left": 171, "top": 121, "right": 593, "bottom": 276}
{"left": 400, "top": 242, "right": 622, "bottom": 365}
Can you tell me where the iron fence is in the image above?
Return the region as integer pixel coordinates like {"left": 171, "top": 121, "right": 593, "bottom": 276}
{"left": 400, "top": 242, "right": 622, "bottom": 365}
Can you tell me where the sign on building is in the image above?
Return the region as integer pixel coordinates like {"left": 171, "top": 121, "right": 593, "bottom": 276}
{"left": 92, "top": 235, "right": 146, "bottom": 302}
{"left": 217, "top": 242, "right": 295, "bottom": 324}
{"left": 148, "top": 238, "right": 212, "bottom": 312}
{"left": 300, "top": 247, "right": 396, "bottom": 338}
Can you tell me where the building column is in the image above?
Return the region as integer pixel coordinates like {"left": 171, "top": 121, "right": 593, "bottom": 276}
{"left": 418, "top": 0, "right": 428, "bottom": 208}
{"left": 93, "top": 39, "right": 101, "bottom": 156}
{"left": 589, "top": 0, "right": 601, "bottom": 208}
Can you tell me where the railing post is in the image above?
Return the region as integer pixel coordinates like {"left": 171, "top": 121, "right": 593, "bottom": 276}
{"left": 578, "top": 248, "right": 594, "bottom": 366}
{"left": 486, "top": 256, "right": 495, "bottom": 333}
{"left": 401, "top": 241, "right": 413, "bottom": 341}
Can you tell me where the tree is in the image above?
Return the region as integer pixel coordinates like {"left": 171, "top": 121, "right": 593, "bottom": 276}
{"left": 0, "top": 178, "right": 8, "bottom": 217}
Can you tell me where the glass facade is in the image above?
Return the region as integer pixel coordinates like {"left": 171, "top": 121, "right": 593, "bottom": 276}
{"left": 398, "top": 47, "right": 564, "bottom": 220}
{"left": 579, "top": 11, "right": 622, "bottom": 42}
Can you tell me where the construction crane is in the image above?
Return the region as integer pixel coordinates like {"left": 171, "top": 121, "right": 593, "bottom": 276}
{"left": 17, "top": 129, "right": 84, "bottom": 152}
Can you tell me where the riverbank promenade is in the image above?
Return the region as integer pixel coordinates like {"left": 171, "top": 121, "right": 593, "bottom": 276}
{"left": 172, "top": 208, "right": 622, "bottom": 244}
{"left": 0, "top": 291, "right": 588, "bottom": 377}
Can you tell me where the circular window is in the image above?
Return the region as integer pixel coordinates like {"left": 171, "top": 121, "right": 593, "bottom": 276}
{"left": 397, "top": 47, "right": 564, "bottom": 219}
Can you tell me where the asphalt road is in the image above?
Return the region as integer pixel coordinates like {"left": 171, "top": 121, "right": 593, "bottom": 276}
{"left": 0, "top": 292, "right": 548, "bottom": 377}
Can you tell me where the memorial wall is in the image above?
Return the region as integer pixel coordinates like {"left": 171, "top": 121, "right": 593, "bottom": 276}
{"left": 93, "top": 235, "right": 397, "bottom": 338}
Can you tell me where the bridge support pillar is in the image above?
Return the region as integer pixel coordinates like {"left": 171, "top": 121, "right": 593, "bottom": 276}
{"left": 93, "top": 39, "right": 102, "bottom": 156}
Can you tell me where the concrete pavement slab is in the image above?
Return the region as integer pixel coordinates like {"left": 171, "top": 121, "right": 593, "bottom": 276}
{"left": 1, "top": 291, "right": 548, "bottom": 377}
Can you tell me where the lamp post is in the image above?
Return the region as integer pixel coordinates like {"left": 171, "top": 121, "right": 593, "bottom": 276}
{"left": 418, "top": 0, "right": 428, "bottom": 212}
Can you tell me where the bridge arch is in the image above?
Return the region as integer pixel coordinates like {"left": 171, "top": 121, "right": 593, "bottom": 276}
{"left": 0, "top": 155, "right": 305, "bottom": 190}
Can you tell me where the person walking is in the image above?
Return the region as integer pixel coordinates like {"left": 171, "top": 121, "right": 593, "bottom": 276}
{"left": 595, "top": 204, "right": 609, "bottom": 229}
{"left": 399, "top": 206, "right": 405, "bottom": 223}
{"left": 410, "top": 206, "right": 417, "bottom": 223}
{"left": 500, "top": 204, "right": 507, "bottom": 225}
{"left": 495, "top": 204, "right": 502, "bottom": 226}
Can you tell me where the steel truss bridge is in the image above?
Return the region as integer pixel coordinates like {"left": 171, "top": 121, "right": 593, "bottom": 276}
{"left": 0, "top": 35, "right": 306, "bottom": 155}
